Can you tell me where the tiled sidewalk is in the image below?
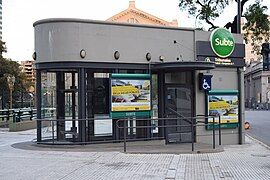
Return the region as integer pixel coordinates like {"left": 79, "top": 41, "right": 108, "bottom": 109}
{"left": 0, "top": 129, "right": 269, "bottom": 180}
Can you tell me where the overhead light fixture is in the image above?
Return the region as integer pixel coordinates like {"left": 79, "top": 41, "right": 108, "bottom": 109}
{"left": 159, "top": 55, "right": 165, "bottom": 62}
{"left": 80, "top": 49, "right": 86, "bottom": 58}
{"left": 146, "top": 53, "right": 151, "bottom": 61}
{"left": 114, "top": 51, "right": 120, "bottom": 60}
{"left": 32, "top": 52, "right": 36, "bottom": 60}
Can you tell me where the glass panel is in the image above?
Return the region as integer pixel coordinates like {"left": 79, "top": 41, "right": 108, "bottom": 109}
{"left": 166, "top": 86, "right": 192, "bottom": 142}
{"left": 165, "top": 71, "right": 192, "bottom": 84}
{"left": 94, "top": 114, "right": 112, "bottom": 136}
{"left": 41, "top": 72, "right": 56, "bottom": 119}
{"left": 151, "top": 74, "right": 158, "bottom": 133}
{"left": 62, "top": 72, "right": 78, "bottom": 140}
{"left": 167, "top": 87, "right": 191, "bottom": 117}
{"left": 87, "top": 72, "right": 112, "bottom": 137}
{"left": 128, "top": 117, "right": 136, "bottom": 135}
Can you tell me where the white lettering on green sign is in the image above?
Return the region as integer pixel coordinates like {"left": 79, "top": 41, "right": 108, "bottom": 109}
{"left": 215, "top": 38, "right": 234, "bottom": 47}
{"left": 210, "top": 28, "right": 235, "bottom": 58}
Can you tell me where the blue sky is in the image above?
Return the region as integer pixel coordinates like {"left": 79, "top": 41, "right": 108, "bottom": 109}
{"left": 2, "top": 0, "right": 269, "bottom": 61}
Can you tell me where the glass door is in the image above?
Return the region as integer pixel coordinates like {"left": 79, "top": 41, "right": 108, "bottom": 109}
{"left": 86, "top": 71, "right": 112, "bottom": 141}
{"left": 165, "top": 86, "right": 193, "bottom": 143}
{"left": 55, "top": 71, "right": 78, "bottom": 141}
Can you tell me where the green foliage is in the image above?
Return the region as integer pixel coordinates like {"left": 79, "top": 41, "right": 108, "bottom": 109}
{"left": 179, "top": 0, "right": 270, "bottom": 56}
{"left": 179, "top": 0, "right": 232, "bottom": 30}
{"left": 0, "top": 40, "right": 31, "bottom": 108}
{"left": 243, "top": 2, "right": 270, "bottom": 55}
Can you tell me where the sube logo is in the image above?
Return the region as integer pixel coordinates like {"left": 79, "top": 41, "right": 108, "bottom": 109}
{"left": 210, "top": 28, "right": 235, "bottom": 58}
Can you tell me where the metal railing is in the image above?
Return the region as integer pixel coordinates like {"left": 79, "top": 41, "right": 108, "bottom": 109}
{"left": 35, "top": 115, "right": 222, "bottom": 153}
{"left": 0, "top": 108, "right": 37, "bottom": 124}
{"left": 116, "top": 115, "right": 221, "bottom": 152}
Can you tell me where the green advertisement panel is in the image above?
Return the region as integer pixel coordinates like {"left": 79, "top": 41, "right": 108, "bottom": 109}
{"left": 206, "top": 90, "right": 239, "bottom": 130}
{"left": 110, "top": 74, "right": 151, "bottom": 118}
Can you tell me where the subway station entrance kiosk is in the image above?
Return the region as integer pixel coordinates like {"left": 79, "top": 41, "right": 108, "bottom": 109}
{"left": 34, "top": 19, "right": 245, "bottom": 145}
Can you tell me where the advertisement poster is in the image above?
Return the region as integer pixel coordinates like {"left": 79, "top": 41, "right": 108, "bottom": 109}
{"left": 111, "top": 78, "right": 151, "bottom": 112}
{"left": 207, "top": 92, "right": 239, "bottom": 129}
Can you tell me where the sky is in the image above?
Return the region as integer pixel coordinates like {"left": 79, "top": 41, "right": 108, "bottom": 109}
{"left": 2, "top": 0, "right": 270, "bottom": 61}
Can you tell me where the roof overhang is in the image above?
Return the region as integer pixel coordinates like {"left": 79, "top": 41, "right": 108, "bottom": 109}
{"left": 151, "top": 61, "right": 215, "bottom": 70}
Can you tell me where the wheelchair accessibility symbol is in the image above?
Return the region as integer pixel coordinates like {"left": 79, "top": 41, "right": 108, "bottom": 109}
{"left": 202, "top": 79, "right": 210, "bottom": 90}
{"left": 199, "top": 73, "right": 212, "bottom": 91}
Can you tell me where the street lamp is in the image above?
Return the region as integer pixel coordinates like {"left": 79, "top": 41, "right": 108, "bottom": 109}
{"left": 0, "top": 96, "right": 2, "bottom": 109}
{"left": 28, "top": 93, "right": 34, "bottom": 108}
{"left": 5, "top": 75, "right": 15, "bottom": 109}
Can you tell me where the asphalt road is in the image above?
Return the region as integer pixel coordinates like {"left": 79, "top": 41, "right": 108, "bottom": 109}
{"left": 245, "top": 110, "right": 270, "bottom": 146}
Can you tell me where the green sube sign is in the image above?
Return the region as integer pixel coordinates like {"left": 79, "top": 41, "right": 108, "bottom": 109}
{"left": 210, "top": 28, "right": 235, "bottom": 58}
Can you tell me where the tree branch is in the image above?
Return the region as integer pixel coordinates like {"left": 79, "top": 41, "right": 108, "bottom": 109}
{"left": 206, "top": 18, "right": 217, "bottom": 30}
{"left": 196, "top": 0, "right": 204, "bottom": 7}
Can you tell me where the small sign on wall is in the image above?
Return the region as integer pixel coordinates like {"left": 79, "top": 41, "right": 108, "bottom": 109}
{"left": 199, "top": 73, "right": 213, "bottom": 91}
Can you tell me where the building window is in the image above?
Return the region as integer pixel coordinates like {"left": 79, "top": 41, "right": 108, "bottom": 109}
{"left": 268, "top": 77, "right": 270, "bottom": 83}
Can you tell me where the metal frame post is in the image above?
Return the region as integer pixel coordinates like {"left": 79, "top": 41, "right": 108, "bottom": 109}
{"left": 36, "top": 70, "right": 42, "bottom": 142}
{"left": 124, "top": 118, "right": 128, "bottom": 152}
{"left": 238, "top": 68, "right": 243, "bottom": 144}
{"left": 237, "top": 0, "right": 241, "bottom": 34}
{"left": 52, "top": 120, "right": 55, "bottom": 144}
{"left": 212, "top": 117, "right": 215, "bottom": 149}
{"left": 218, "top": 115, "right": 221, "bottom": 145}
{"left": 191, "top": 117, "right": 194, "bottom": 151}
{"left": 78, "top": 68, "right": 86, "bottom": 142}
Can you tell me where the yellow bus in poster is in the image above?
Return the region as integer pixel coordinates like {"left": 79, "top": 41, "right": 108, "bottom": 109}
{"left": 208, "top": 94, "right": 238, "bottom": 124}
{"left": 111, "top": 79, "right": 151, "bottom": 112}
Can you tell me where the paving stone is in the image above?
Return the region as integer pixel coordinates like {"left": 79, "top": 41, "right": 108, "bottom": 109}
{"left": 0, "top": 129, "right": 270, "bottom": 180}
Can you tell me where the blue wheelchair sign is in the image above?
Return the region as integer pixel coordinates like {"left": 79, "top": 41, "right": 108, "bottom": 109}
{"left": 199, "top": 73, "right": 212, "bottom": 91}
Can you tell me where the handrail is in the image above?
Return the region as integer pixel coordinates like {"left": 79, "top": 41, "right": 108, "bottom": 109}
{"left": 35, "top": 116, "right": 209, "bottom": 122}
{"left": 115, "top": 115, "right": 220, "bottom": 152}
{"left": 0, "top": 109, "right": 37, "bottom": 123}
{"left": 165, "top": 106, "right": 192, "bottom": 124}
{"left": 35, "top": 115, "right": 222, "bottom": 153}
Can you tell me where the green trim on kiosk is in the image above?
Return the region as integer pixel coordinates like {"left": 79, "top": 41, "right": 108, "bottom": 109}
{"left": 111, "top": 73, "right": 151, "bottom": 79}
{"left": 111, "top": 111, "right": 151, "bottom": 118}
{"left": 206, "top": 122, "right": 239, "bottom": 130}
{"left": 208, "top": 90, "right": 238, "bottom": 95}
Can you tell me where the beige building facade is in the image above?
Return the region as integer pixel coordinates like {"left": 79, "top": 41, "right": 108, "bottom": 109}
{"left": 20, "top": 60, "right": 36, "bottom": 83}
{"left": 107, "top": 1, "right": 178, "bottom": 27}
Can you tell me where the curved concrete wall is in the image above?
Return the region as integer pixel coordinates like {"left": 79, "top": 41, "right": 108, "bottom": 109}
{"left": 34, "top": 19, "right": 197, "bottom": 64}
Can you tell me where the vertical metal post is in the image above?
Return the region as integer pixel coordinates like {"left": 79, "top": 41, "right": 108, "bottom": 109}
{"left": 36, "top": 70, "right": 42, "bottom": 142}
{"left": 52, "top": 120, "right": 55, "bottom": 144}
{"left": 191, "top": 117, "right": 194, "bottom": 151}
{"left": 212, "top": 117, "right": 215, "bottom": 149}
{"left": 237, "top": 0, "right": 241, "bottom": 34}
{"left": 7, "top": 110, "right": 10, "bottom": 122}
{"left": 238, "top": 68, "right": 243, "bottom": 144}
{"left": 71, "top": 72, "right": 76, "bottom": 128}
{"left": 9, "top": 89, "right": 12, "bottom": 110}
{"left": 78, "top": 68, "right": 86, "bottom": 143}
{"left": 124, "top": 118, "right": 128, "bottom": 153}
{"left": 218, "top": 115, "right": 221, "bottom": 145}
{"left": 237, "top": 0, "right": 243, "bottom": 145}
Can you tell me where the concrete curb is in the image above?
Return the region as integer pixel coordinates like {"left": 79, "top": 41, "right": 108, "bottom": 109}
{"left": 246, "top": 134, "right": 270, "bottom": 150}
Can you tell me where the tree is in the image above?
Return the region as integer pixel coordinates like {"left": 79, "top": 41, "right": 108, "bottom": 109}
{"left": 179, "top": 0, "right": 270, "bottom": 55}
{"left": 0, "top": 40, "right": 31, "bottom": 108}
{"left": 242, "top": 2, "right": 270, "bottom": 55}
